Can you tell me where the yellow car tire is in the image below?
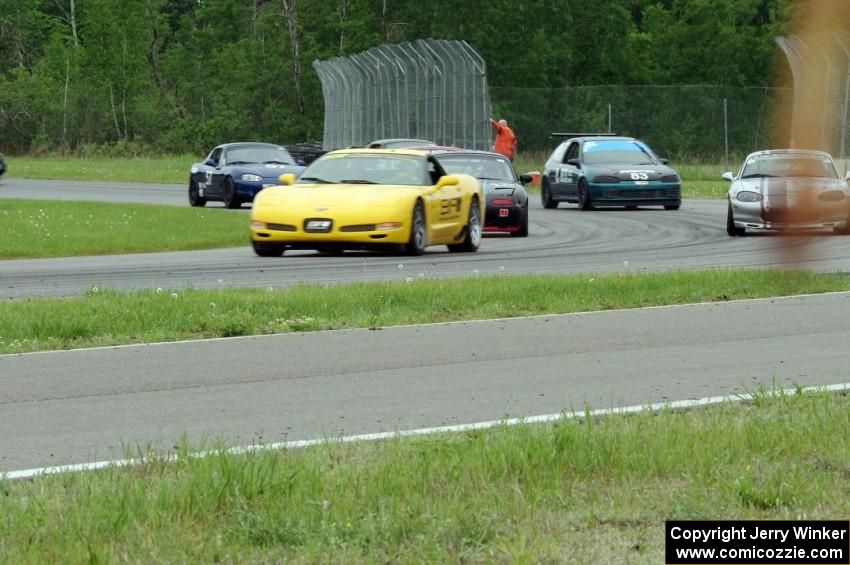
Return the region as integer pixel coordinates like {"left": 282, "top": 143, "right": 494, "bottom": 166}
{"left": 253, "top": 241, "right": 286, "bottom": 257}
{"left": 404, "top": 201, "right": 427, "bottom": 256}
{"left": 448, "top": 197, "right": 482, "bottom": 253}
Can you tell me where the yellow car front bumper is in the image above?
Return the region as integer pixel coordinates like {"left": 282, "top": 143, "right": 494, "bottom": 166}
{"left": 250, "top": 213, "right": 411, "bottom": 246}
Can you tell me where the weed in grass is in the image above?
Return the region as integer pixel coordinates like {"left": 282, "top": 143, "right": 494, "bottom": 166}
{"left": 216, "top": 319, "right": 251, "bottom": 338}
{"left": 29, "top": 315, "right": 94, "bottom": 341}
{"left": 733, "top": 463, "right": 797, "bottom": 510}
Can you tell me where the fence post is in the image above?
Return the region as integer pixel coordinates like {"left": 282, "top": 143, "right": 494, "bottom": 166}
{"left": 835, "top": 33, "right": 850, "bottom": 174}
{"left": 723, "top": 97, "right": 729, "bottom": 171}
{"left": 462, "top": 39, "right": 491, "bottom": 151}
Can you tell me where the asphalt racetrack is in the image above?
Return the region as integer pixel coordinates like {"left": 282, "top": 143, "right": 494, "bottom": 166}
{"left": 4, "top": 178, "right": 850, "bottom": 299}
{"left": 2, "top": 178, "right": 850, "bottom": 473}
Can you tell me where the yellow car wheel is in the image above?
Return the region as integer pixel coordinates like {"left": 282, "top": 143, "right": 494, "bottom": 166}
{"left": 404, "top": 201, "right": 427, "bottom": 256}
{"left": 253, "top": 241, "right": 286, "bottom": 257}
{"left": 448, "top": 197, "right": 482, "bottom": 253}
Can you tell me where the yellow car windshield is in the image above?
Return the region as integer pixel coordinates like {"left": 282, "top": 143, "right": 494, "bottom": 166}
{"left": 299, "top": 154, "right": 427, "bottom": 185}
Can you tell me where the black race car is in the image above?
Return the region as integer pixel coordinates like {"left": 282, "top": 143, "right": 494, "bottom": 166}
{"left": 286, "top": 141, "right": 327, "bottom": 165}
{"left": 541, "top": 134, "right": 681, "bottom": 210}
{"left": 0, "top": 153, "right": 6, "bottom": 178}
{"left": 433, "top": 149, "right": 531, "bottom": 236}
{"left": 189, "top": 142, "right": 305, "bottom": 208}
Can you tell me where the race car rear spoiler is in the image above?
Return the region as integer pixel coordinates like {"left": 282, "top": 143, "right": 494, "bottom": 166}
{"left": 550, "top": 132, "right": 619, "bottom": 138}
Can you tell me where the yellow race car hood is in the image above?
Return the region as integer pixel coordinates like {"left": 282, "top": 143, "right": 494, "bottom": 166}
{"left": 258, "top": 183, "right": 416, "bottom": 208}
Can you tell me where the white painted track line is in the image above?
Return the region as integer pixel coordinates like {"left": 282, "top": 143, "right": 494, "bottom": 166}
{"left": 5, "top": 382, "right": 848, "bottom": 481}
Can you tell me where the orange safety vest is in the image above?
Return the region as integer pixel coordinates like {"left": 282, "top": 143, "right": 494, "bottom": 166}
{"left": 490, "top": 119, "right": 517, "bottom": 159}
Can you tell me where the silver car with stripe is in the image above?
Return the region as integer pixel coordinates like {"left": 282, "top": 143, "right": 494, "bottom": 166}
{"left": 724, "top": 149, "right": 850, "bottom": 236}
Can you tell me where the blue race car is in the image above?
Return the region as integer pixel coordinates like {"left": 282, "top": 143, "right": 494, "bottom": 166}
{"left": 189, "top": 142, "right": 305, "bottom": 208}
{"left": 541, "top": 134, "right": 681, "bottom": 210}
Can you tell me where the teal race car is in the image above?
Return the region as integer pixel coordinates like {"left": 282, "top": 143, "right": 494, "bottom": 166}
{"left": 541, "top": 134, "right": 681, "bottom": 210}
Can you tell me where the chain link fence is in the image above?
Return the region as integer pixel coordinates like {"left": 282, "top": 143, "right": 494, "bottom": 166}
{"left": 313, "top": 39, "right": 850, "bottom": 168}
{"left": 313, "top": 39, "right": 493, "bottom": 151}
{"left": 489, "top": 85, "right": 793, "bottom": 165}
{"left": 776, "top": 32, "right": 850, "bottom": 164}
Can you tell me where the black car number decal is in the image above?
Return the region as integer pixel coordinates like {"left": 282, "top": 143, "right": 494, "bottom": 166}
{"left": 198, "top": 171, "right": 213, "bottom": 190}
{"left": 440, "top": 197, "right": 462, "bottom": 216}
{"left": 556, "top": 168, "right": 574, "bottom": 182}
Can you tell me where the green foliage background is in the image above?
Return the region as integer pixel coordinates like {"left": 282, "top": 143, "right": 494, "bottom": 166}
{"left": 0, "top": 0, "right": 793, "bottom": 157}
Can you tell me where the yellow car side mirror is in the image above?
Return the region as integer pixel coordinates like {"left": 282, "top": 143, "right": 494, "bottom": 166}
{"left": 278, "top": 173, "right": 296, "bottom": 186}
{"left": 436, "top": 175, "right": 459, "bottom": 188}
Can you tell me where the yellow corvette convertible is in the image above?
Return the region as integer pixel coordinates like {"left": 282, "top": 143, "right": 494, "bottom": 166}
{"left": 250, "top": 149, "right": 484, "bottom": 256}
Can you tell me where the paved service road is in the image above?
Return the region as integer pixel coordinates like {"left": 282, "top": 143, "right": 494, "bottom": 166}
{"left": 0, "top": 178, "right": 191, "bottom": 206}
{"left": 2, "top": 292, "right": 849, "bottom": 472}
{"left": 3, "top": 178, "right": 850, "bottom": 299}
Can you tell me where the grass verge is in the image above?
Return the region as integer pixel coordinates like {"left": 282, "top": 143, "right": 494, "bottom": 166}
{"left": 1, "top": 389, "right": 847, "bottom": 562}
{"left": 1, "top": 269, "right": 846, "bottom": 354}
{"left": 5, "top": 155, "right": 195, "bottom": 184}
{"left": 681, "top": 180, "right": 729, "bottom": 199}
{"left": 0, "top": 200, "right": 247, "bottom": 258}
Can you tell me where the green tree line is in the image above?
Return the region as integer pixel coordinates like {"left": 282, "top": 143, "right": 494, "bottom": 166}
{"left": 0, "top": 0, "right": 792, "bottom": 156}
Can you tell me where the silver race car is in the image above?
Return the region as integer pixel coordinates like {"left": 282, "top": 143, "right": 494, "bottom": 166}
{"left": 724, "top": 149, "right": 850, "bottom": 236}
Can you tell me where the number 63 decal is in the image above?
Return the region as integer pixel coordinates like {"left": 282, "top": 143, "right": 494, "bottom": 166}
{"left": 630, "top": 172, "right": 649, "bottom": 180}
